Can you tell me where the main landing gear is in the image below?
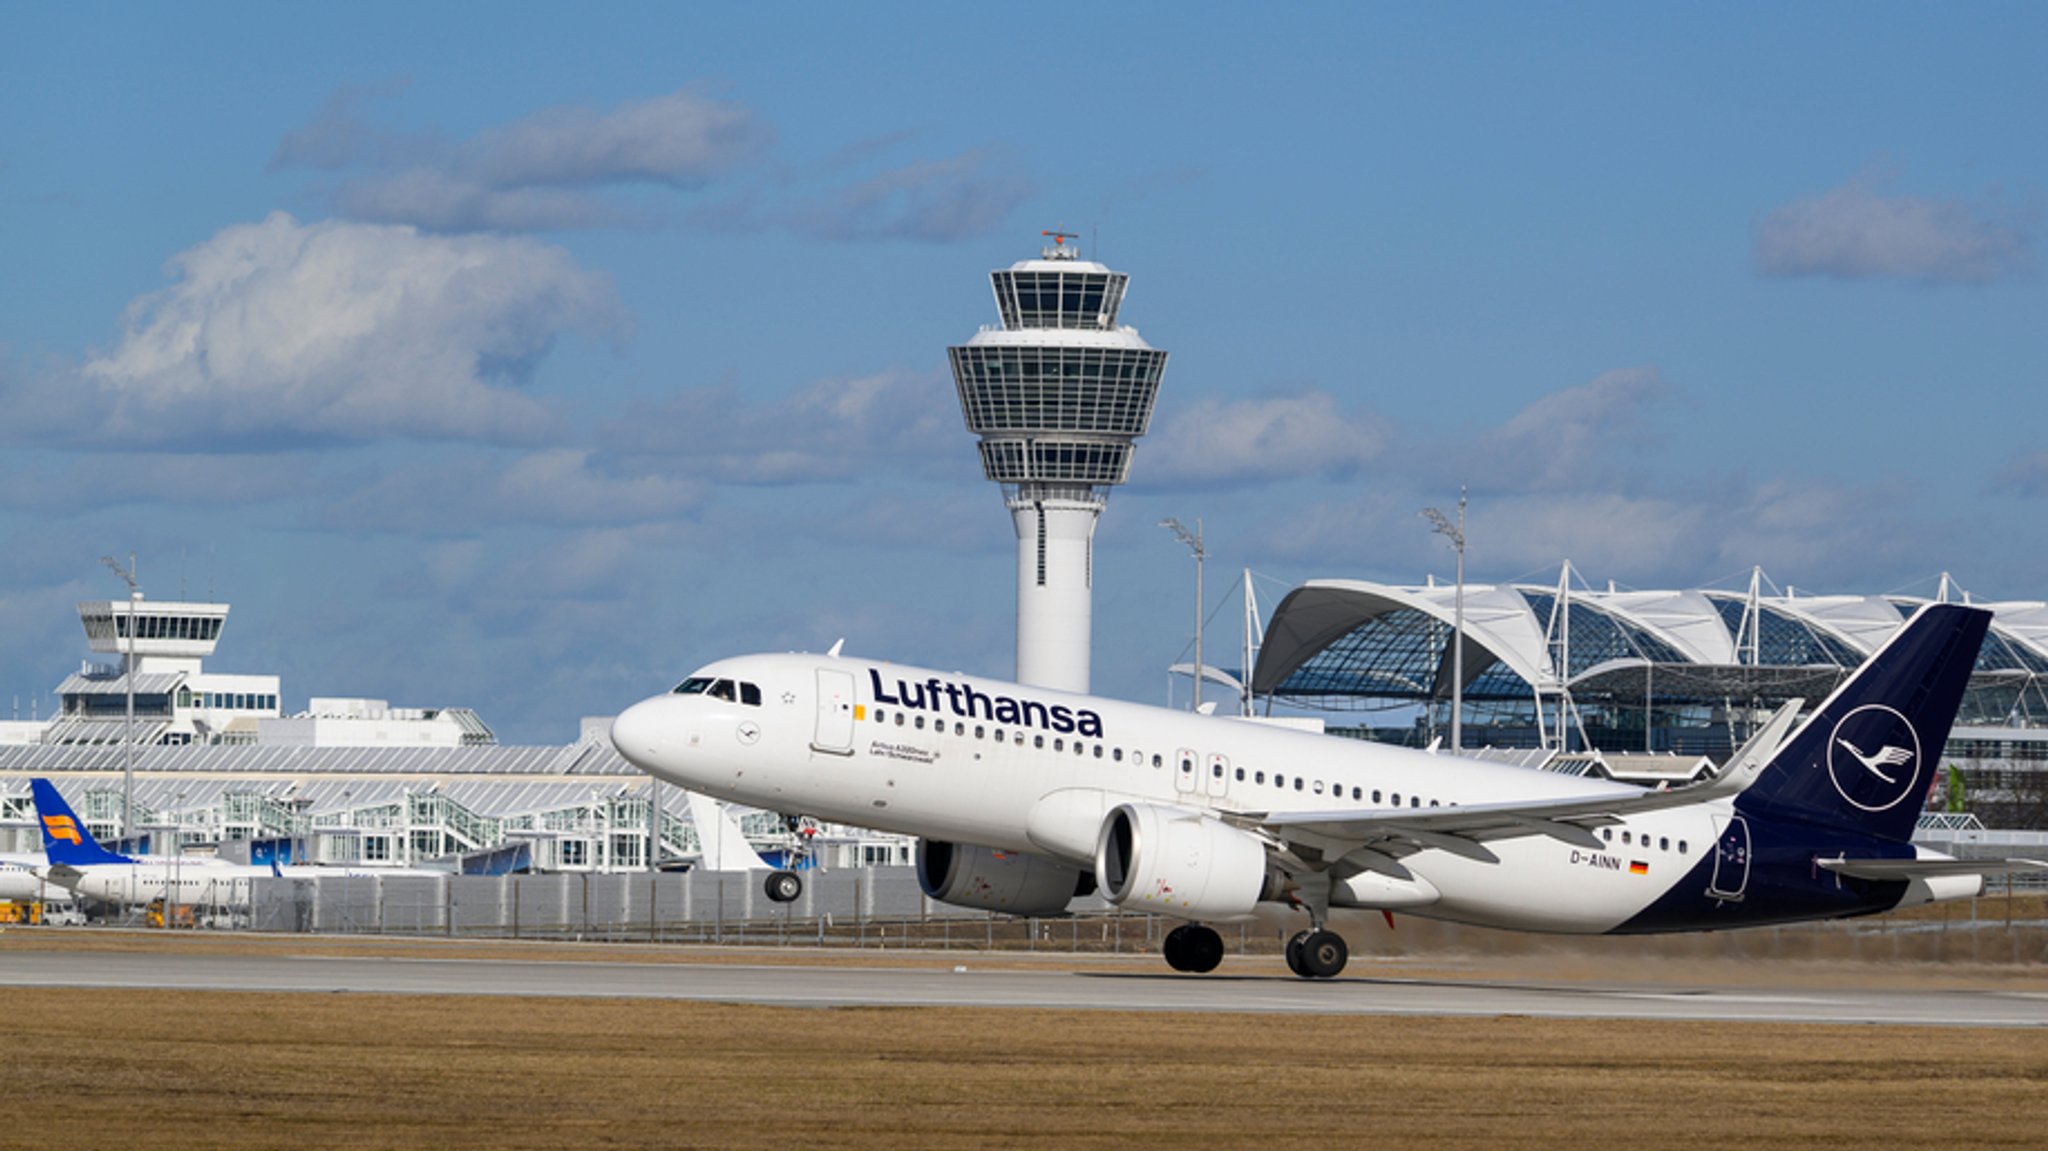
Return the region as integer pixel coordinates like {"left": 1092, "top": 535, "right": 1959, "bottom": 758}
{"left": 1284, "top": 928, "right": 1349, "bottom": 979}
{"left": 1161, "top": 923, "right": 1224, "bottom": 973}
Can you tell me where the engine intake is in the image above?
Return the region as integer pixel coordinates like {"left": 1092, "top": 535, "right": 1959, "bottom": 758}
{"left": 1093, "top": 802, "right": 1270, "bottom": 922}
{"left": 916, "top": 839, "right": 1087, "bottom": 917}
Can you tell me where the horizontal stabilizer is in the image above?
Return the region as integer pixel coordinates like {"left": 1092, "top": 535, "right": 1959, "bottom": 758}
{"left": 1817, "top": 857, "right": 2048, "bottom": 881}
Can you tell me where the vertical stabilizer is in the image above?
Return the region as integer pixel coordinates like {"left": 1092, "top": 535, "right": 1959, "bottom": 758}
{"left": 1735, "top": 604, "right": 1987, "bottom": 842}
{"left": 30, "top": 778, "right": 132, "bottom": 867}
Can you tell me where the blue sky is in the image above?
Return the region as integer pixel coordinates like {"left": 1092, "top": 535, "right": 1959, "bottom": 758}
{"left": 3, "top": 4, "right": 2044, "bottom": 741}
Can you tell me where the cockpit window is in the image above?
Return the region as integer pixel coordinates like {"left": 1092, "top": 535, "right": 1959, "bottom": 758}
{"left": 672, "top": 677, "right": 763, "bottom": 706}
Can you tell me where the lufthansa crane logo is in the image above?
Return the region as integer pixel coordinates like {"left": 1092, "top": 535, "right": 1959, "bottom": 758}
{"left": 1824, "top": 704, "right": 1922, "bottom": 812}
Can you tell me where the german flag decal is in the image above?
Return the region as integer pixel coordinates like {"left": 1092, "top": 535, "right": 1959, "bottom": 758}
{"left": 1629, "top": 860, "right": 1649, "bottom": 876}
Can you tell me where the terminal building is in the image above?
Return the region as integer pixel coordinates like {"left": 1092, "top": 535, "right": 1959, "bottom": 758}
{"left": 0, "top": 596, "right": 911, "bottom": 873}
{"left": 1247, "top": 568, "right": 2048, "bottom": 829}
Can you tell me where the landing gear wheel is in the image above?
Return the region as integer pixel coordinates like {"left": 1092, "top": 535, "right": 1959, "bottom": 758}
{"left": 764, "top": 869, "right": 803, "bottom": 903}
{"left": 1285, "top": 930, "right": 1312, "bottom": 977}
{"left": 1298, "top": 929, "right": 1349, "bottom": 979}
{"left": 1162, "top": 924, "right": 1224, "bottom": 974}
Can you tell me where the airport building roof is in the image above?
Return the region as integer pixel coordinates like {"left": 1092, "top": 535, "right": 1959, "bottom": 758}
{"left": 1251, "top": 575, "right": 2048, "bottom": 730}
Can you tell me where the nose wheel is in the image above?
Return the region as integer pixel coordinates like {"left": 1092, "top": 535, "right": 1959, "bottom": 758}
{"left": 1161, "top": 923, "right": 1224, "bottom": 973}
{"left": 763, "top": 870, "right": 803, "bottom": 903}
{"left": 1284, "top": 929, "right": 1348, "bottom": 978}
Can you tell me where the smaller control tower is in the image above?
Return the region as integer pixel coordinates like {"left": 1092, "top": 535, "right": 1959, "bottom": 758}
{"left": 950, "top": 233, "right": 1169, "bottom": 693}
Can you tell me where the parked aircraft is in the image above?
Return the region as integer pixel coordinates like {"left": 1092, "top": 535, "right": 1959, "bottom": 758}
{"left": 611, "top": 604, "right": 2046, "bottom": 977}
{"left": 28, "top": 779, "right": 275, "bottom": 909}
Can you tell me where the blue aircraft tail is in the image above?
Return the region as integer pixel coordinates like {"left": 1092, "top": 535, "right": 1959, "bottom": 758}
{"left": 29, "top": 778, "right": 132, "bottom": 866}
{"left": 1735, "top": 603, "right": 1988, "bottom": 843}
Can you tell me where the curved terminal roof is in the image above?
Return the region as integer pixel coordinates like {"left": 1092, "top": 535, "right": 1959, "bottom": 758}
{"left": 1252, "top": 579, "right": 2048, "bottom": 711}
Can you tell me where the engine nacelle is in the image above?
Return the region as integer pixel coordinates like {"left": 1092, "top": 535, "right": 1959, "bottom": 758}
{"left": 1093, "top": 802, "right": 1270, "bottom": 922}
{"left": 915, "top": 839, "right": 1087, "bottom": 917}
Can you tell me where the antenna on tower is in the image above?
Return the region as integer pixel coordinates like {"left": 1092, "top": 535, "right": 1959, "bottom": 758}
{"left": 1040, "top": 229, "right": 1080, "bottom": 259}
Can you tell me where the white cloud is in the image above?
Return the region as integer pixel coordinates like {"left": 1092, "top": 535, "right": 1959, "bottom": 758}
{"left": 1754, "top": 173, "right": 2033, "bottom": 284}
{"left": 1463, "top": 367, "right": 1666, "bottom": 490}
{"left": 771, "top": 151, "right": 1035, "bottom": 244}
{"left": 318, "top": 447, "right": 708, "bottom": 534}
{"left": 72, "top": 212, "right": 622, "bottom": 447}
{"left": 606, "top": 370, "right": 962, "bottom": 483}
{"left": 1137, "top": 392, "right": 1390, "bottom": 487}
{"left": 282, "top": 88, "right": 772, "bottom": 233}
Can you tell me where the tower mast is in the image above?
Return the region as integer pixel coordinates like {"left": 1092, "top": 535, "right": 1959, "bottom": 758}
{"left": 949, "top": 233, "right": 1169, "bottom": 691}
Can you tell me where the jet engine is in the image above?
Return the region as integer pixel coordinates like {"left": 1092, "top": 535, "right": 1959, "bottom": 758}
{"left": 1093, "top": 802, "right": 1271, "bottom": 922}
{"left": 915, "top": 839, "right": 1087, "bottom": 917}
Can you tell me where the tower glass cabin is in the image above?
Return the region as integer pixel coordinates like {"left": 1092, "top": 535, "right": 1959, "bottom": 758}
{"left": 950, "top": 238, "right": 1168, "bottom": 692}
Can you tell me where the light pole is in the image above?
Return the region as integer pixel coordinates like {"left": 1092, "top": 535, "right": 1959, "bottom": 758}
{"left": 1421, "top": 489, "right": 1467, "bottom": 753}
{"left": 1159, "top": 518, "right": 1206, "bottom": 711}
{"left": 101, "top": 554, "right": 140, "bottom": 845}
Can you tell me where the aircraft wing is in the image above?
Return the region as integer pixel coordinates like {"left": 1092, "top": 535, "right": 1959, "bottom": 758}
{"left": 1248, "top": 784, "right": 1717, "bottom": 867}
{"left": 1817, "top": 857, "right": 2048, "bottom": 881}
{"left": 36, "top": 863, "right": 87, "bottom": 892}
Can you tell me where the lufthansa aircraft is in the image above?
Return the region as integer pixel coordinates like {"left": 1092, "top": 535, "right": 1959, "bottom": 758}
{"left": 611, "top": 605, "right": 2045, "bottom": 977}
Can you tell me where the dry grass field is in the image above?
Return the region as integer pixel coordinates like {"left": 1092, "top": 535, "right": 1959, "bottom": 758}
{"left": 3, "top": 930, "right": 2047, "bottom": 1149}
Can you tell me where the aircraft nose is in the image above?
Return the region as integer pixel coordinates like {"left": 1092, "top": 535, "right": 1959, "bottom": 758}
{"left": 610, "top": 698, "right": 669, "bottom": 765}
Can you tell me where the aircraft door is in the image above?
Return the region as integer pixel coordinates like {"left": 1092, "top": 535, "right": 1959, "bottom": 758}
{"left": 1205, "top": 754, "right": 1230, "bottom": 799}
{"left": 1174, "top": 749, "right": 1198, "bottom": 794}
{"left": 812, "top": 669, "right": 856, "bottom": 755}
{"left": 1706, "top": 815, "right": 1750, "bottom": 902}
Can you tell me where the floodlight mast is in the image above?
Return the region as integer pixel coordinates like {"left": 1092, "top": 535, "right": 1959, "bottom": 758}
{"left": 100, "top": 553, "right": 140, "bottom": 845}
{"left": 1159, "top": 517, "right": 1206, "bottom": 711}
{"left": 1421, "top": 489, "right": 1467, "bottom": 753}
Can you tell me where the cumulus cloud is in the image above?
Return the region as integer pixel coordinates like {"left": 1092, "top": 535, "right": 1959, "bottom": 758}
{"left": 61, "top": 212, "right": 622, "bottom": 448}
{"left": 605, "top": 370, "right": 961, "bottom": 483}
{"left": 1754, "top": 173, "right": 2033, "bottom": 284}
{"left": 1137, "top": 392, "right": 1390, "bottom": 487}
{"left": 280, "top": 88, "right": 772, "bottom": 232}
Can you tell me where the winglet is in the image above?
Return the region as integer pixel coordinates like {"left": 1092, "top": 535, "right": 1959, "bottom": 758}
{"left": 827, "top": 638, "right": 845, "bottom": 658}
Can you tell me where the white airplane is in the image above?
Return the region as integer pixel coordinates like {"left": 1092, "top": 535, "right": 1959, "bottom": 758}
{"left": 29, "top": 779, "right": 275, "bottom": 909}
{"left": 612, "top": 604, "right": 2047, "bottom": 977}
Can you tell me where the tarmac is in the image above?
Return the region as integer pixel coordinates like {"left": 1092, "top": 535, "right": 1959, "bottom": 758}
{"left": 3, "top": 947, "right": 2043, "bottom": 1026}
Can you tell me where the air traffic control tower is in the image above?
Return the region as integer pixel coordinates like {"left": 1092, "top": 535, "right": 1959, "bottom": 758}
{"left": 949, "top": 234, "right": 1168, "bottom": 693}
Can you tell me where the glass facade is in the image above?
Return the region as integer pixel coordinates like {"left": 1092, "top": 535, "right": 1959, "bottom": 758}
{"left": 1520, "top": 591, "right": 1689, "bottom": 677}
{"left": 950, "top": 345, "right": 1165, "bottom": 437}
{"left": 1706, "top": 595, "right": 1865, "bottom": 666}
{"left": 992, "top": 269, "right": 1129, "bottom": 330}
{"left": 977, "top": 440, "right": 1132, "bottom": 485}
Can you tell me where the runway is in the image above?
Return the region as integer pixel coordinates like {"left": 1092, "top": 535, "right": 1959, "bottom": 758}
{"left": 3, "top": 948, "right": 2042, "bottom": 1026}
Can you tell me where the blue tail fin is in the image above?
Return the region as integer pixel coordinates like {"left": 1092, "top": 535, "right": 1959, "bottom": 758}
{"left": 1735, "top": 603, "right": 1988, "bottom": 842}
{"left": 30, "top": 778, "right": 132, "bottom": 866}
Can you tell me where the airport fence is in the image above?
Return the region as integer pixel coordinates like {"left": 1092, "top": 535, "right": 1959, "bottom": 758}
{"left": 222, "top": 866, "right": 2048, "bottom": 966}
